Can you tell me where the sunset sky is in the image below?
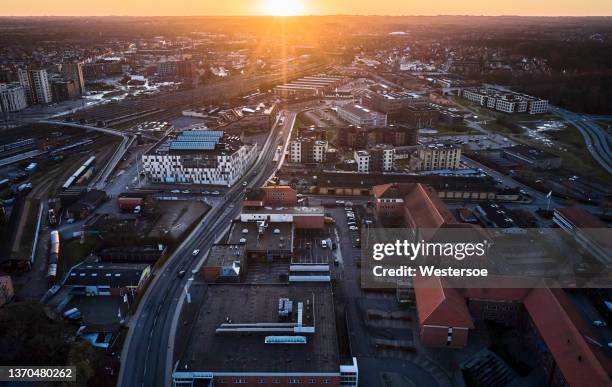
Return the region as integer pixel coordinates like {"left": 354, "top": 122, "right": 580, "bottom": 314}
{"left": 2, "top": 0, "right": 611, "bottom": 17}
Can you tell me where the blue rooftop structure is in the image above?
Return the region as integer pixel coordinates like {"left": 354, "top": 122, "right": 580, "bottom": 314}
{"left": 168, "top": 130, "right": 225, "bottom": 151}
{"left": 176, "top": 131, "right": 224, "bottom": 142}
{"left": 169, "top": 141, "right": 218, "bottom": 151}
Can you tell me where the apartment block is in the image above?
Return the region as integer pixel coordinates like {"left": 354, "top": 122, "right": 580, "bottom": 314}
{"left": 289, "top": 138, "right": 328, "bottom": 164}
{"left": 142, "top": 130, "right": 257, "bottom": 186}
{"left": 461, "top": 87, "right": 548, "bottom": 115}
{"left": 406, "top": 143, "right": 461, "bottom": 171}
{"left": 0, "top": 83, "right": 27, "bottom": 112}
{"left": 18, "top": 68, "right": 52, "bottom": 105}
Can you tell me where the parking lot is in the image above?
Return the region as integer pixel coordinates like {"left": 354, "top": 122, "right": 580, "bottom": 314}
{"left": 293, "top": 227, "right": 335, "bottom": 265}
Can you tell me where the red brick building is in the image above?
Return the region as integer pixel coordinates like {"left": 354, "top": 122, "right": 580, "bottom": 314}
{"left": 414, "top": 282, "right": 612, "bottom": 386}
{"left": 414, "top": 276, "right": 473, "bottom": 348}
{"left": 373, "top": 183, "right": 457, "bottom": 229}
{"left": 243, "top": 186, "right": 298, "bottom": 208}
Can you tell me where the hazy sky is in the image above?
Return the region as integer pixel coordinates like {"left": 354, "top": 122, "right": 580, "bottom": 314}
{"left": 2, "top": 0, "right": 612, "bottom": 17}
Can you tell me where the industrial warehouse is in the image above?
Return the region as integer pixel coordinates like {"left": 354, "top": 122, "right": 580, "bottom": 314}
{"left": 273, "top": 75, "right": 344, "bottom": 98}
{"left": 173, "top": 186, "right": 358, "bottom": 387}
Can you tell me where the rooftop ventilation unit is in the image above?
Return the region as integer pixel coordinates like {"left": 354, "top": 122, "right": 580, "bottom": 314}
{"left": 278, "top": 298, "right": 293, "bottom": 317}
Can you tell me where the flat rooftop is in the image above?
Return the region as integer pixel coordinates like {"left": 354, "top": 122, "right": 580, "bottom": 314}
{"left": 241, "top": 206, "right": 324, "bottom": 215}
{"left": 339, "top": 104, "right": 378, "bottom": 119}
{"left": 177, "top": 283, "right": 340, "bottom": 373}
{"left": 65, "top": 262, "right": 149, "bottom": 287}
{"left": 227, "top": 221, "right": 294, "bottom": 253}
{"left": 205, "top": 244, "right": 246, "bottom": 267}
{"left": 145, "top": 130, "right": 245, "bottom": 156}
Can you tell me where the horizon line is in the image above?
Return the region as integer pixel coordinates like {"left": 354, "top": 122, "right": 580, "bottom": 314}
{"left": 1, "top": 14, "right": 611, "bottom": 18}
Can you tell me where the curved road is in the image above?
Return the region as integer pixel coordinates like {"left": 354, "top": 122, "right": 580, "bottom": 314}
{"left": 117, "top": 111, "right": 296, "bottom": 387}
{"left": 548, "top": 107, "right": 612, "bottom": 174}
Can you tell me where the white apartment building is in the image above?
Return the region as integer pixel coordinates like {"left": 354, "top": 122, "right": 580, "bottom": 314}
{"left": 354, "top": 150, "right": 370, "bottom": 173}
{"left": 461, "top": 87, "right": 548, "bottom": 115}
{"left": 410, "top": 143, "right": 461, "bottom": 171}
{"left": 353, "top": 145, "right": 395, "bottom": 174}
{"left": 289, "top": 139, "right": 328, "bottom": 164}
{"left": 18, "top": 69, "right": 52, "bottom": 105}
{"left": 337, "top": 104, "right": 387, "bottom": 127}
{"left": 0, "top": 83, "right": 28, "bottom": 112}
{"left": 142, "top": 130, "right": 258, "bottom": 186}
{"left": 376, "top": 146, "right": 395, "bottom": 172}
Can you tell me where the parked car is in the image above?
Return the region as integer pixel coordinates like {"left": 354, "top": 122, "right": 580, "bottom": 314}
{"left": 593, "top": 320, "right": 607, "bottom": 327}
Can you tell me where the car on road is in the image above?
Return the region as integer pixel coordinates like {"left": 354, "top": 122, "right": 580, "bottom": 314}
{"left": 171, "top": 189, "right": 181, "bottom": 194}
{"left": 203, "top": 190, "right": 210, "bottom": 195}
{"left": 349, "top": 226, "right": 359, "bottom": 231}
{"left": 177, "top": 270, "right": 186, "bottom": 278}
{"left": 335, "top": 200, "right": 345, "bottom": 206}
{"left": 242, "top": 181, "right": 248, "bottom": 186}
{"left": 192, "top": 249, "right": 200, "bottom": 256}
{"left": 212, "top": 191, "right": 220, "bottom": 195}
{"left": 182, "top": 190, "right": 190, "bottom": 194}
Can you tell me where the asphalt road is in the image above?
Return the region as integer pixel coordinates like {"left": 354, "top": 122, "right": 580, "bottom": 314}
{"left": 117, "top": 110, "right": 296, "bottom": 387}
{"left": 549, "top": 106, "right": 612, "bottom": 174}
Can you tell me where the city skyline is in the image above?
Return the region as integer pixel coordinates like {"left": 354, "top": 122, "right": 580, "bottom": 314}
{"left": 2, "top": 0, "right": 612, "bottom": 17}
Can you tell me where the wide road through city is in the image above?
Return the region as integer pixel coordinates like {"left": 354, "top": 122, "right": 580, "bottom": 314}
{"left": 118, "top": 110, "right": 296, "bottom": 387}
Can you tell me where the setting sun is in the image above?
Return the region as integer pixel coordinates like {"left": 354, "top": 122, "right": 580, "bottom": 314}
{"left": 261, "top": 0, "right": 305, "bottom": 16}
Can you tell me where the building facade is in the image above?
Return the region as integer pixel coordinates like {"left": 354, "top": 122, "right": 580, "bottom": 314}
{"left": 337, "top": 104, "right": 387, "bottom": 127}
{"left": 289, "top": 139, "right": 328, "bottom": 164}
{"left": 18, "top": 68, "right": 52, "bottom": 105}
{"left": 461, "top": 87, "right": 548, "bottom": 115}
{"left": 142, "top": 130, "right": 258, "bottom": 186}
{"left": 408, "top": 143, "right": 461, "bottom": 171}
{"left": 61, "top": 62, "right": 85, "bottom": 95}
{"left": 51, "top": 80, "right": 80, "bottom": 102}
{"left": 0, "top": 83, "right": 27, "bottom": 112}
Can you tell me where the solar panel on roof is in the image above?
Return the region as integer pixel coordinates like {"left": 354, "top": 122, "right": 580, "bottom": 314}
{"left": 179, "top": 131, "right": 224, "bottom": 139}
{"left": 169, "top": 141, "right": 217, "bottom": 150}
{"left": 265, "top": 336, "right": 307, "bottom": 344}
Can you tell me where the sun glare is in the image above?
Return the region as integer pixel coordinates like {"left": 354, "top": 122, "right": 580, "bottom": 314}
{"left": 261, "top": 0, "right": 305, "bottom": 16}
